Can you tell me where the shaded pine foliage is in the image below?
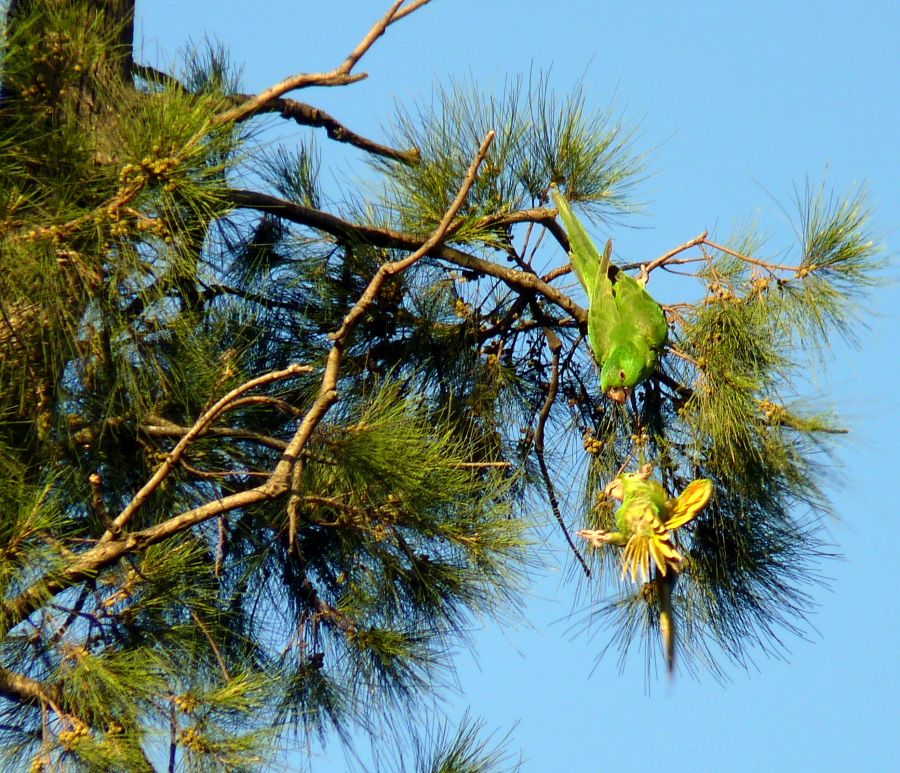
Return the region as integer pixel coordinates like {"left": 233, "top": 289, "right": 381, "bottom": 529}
{"left": 0, "top": 1, "right": 882, "bottom": 770}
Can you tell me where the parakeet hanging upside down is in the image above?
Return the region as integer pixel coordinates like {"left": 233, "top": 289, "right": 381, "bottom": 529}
{"left": 550, "top": 187, "right": 669, "bottom": 403}
{"left": 578, "top": 471, "right": 713, "bottom": 673}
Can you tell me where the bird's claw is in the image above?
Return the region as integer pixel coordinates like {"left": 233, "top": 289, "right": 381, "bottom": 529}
{"left": 636, "top": 263, "right": 650, "bottom": 287}
{"left": 577, "top": 528, "right": 613, "bottom": 547}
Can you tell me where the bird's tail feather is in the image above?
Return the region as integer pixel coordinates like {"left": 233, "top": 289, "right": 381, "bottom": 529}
{"left": 657, "top": 575, "right": 676, "bottom": 677}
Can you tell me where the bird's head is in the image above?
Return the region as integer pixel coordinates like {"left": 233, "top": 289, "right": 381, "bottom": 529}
{"left": 604, "top": 467, "right": 654, "bottom": 501}
{"left": 600, "top": 344, "right": 644, "bottom": 402}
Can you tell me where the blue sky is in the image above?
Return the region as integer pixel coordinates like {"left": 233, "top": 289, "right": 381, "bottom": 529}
{"left": 137, "top": 2, "right": 899, "bottom": 770}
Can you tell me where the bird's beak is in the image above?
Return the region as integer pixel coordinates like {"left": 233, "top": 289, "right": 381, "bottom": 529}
{"left": 606, "top": 386, "right": 630, "bottom": 404}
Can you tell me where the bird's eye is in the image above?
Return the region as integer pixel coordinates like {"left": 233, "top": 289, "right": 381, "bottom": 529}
{"left": 619, "top": 370, "right": 626, "bottom": 381}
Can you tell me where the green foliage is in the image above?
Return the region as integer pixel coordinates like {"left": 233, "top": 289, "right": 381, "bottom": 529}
{"left": 262, "top": 380, "right": 528, "bottom": 737}
{"left": 0, "top": 1, "right": 884, "bottom": 769}
{"left": 573, "top": 179, "right": 880, "bottom": 674}
{"left": 403, "top": 712, "right": 521, "bottom": 773}
{"left": 373, "top": 75, "right": 643, "bottom": 243}
{"left": 259, "top": 141, "right": 322, "bottom": 208}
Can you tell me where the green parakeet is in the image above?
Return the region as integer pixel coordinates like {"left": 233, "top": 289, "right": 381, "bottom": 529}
{"left": 550, "top": 187, "right": 669, "bottom": 403}
{"left": 578, "top": 471, "right": 713, "bottom": 673}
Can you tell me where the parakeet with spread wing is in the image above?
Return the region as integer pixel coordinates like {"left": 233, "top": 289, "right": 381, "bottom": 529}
{"left": 550, "top": 187, "right": 669, "bottom": 403}
{"left": 579, "top": 471, "right": 713, "bottom": 673}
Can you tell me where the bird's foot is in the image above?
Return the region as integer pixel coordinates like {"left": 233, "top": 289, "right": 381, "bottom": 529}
{"left": 638, "top": 264, "right": 650, "bottom": 286}
{"left": 636, "top": 462, "right": 654, "bottom": 479}
{"left": 577, "top": 528, "right": 614, "bottom": 547}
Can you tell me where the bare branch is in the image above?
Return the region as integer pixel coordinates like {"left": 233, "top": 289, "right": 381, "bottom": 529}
{"left": 142, "top": 416, "right": 290, "bottom": 452}
{"left": 213, "top": 1, "right": 432, "bottom": 126}
{"left": 385, "top": 0, "right": 433, "bottom": 23}
{"left": 339, "top": 0, "right": 416, "bottom": 73}
{"left": 134, "top": 59, "right": 419, "bottom": 163}
{"left": 213, "top": 71, "right": 363, "bottom": 129}
{"left": 702, "top": 237, "right": 802, "bottom": 273}
{"left": 0, "top": 668, "right": 63, "bottom": 721}
{"left": 642, "top": 232, "right": 709, "bottom": 274}
{"left": 230, "top": 95, "right": 419, "bottom": 164}
{"left": 104, "top": 364, "right": 310, "bottom": 541}
{"left": 630, "top": 232, "right": 803, "bottom": 276}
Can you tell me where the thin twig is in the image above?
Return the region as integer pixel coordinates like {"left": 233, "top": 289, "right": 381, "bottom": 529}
{"left": 215, "top": 517, "right": 227, "bottom": 579}
{"left": 47, "top": 585, "right": 91, "bottom": 647}
{"left": 702, "top": 237, "right": 801, "bottom": 272}
{"left": 178, "top": 459, "right": 271, "bottom": 479}
{"left": 634, "top": 232, "right": 803, "bottom": 276}
{"left": 526, "top": 218, "right": 550, "bottom": 266}
{"left": 142, "top": 416, "right": 290, "bottom": 452}
{"left": 222, "top": 395, "right": 303, "bottom": 417}
{"left": 450, "top": 461, "right": 512, "bottom": 468}
{"left": 667, "top": 345, "right": 702, "bottom": 367}
{"left": 190, "top": 610, "right": 231, "bottom": 680}
{"left": 641, "top": 232, "right": 708, "bottom": 274}
{"left": 168, "top": 698, "right": 177, "bottom": 773}
{"left": 340, "top": 1, "right": 415, "bottom": 72}
{"left": 532, "top": 322, "right": 591, "bottom": 578}
{"left": 389, "top": 0, "right": 433, "bottom": 22}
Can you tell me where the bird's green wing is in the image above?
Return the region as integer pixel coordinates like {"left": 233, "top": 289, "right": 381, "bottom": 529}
{"left": 611, "top": 271, "right": 669, "bottom": 353}
{"left": 586, "top": 241, "right": 618, "bottom": 364}
{"left": 550, "top": 188, "right": 618, "bottom": 363}
{"left": 550, "top": 186, "right": 606, "bottom": 293}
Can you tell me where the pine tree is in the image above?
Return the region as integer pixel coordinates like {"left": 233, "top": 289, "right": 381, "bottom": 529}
{"left": 0, "top": 1, "right": 881, "bottom": 770}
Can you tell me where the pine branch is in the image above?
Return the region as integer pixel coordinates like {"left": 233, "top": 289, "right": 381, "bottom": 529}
{"left": 0, "top": 130, "right": 495, "bottom": 645}
{"left": 278, "top": 131, "right": 496, "bottom": 544}
{"left": 0, "top": 486, "right": 274, "bottom": 639}
{"left": 225, "top": 188, "right": 585, "bottom": 323}
{"left": 102, "top": 364, "right": 311, "bottom": 541}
